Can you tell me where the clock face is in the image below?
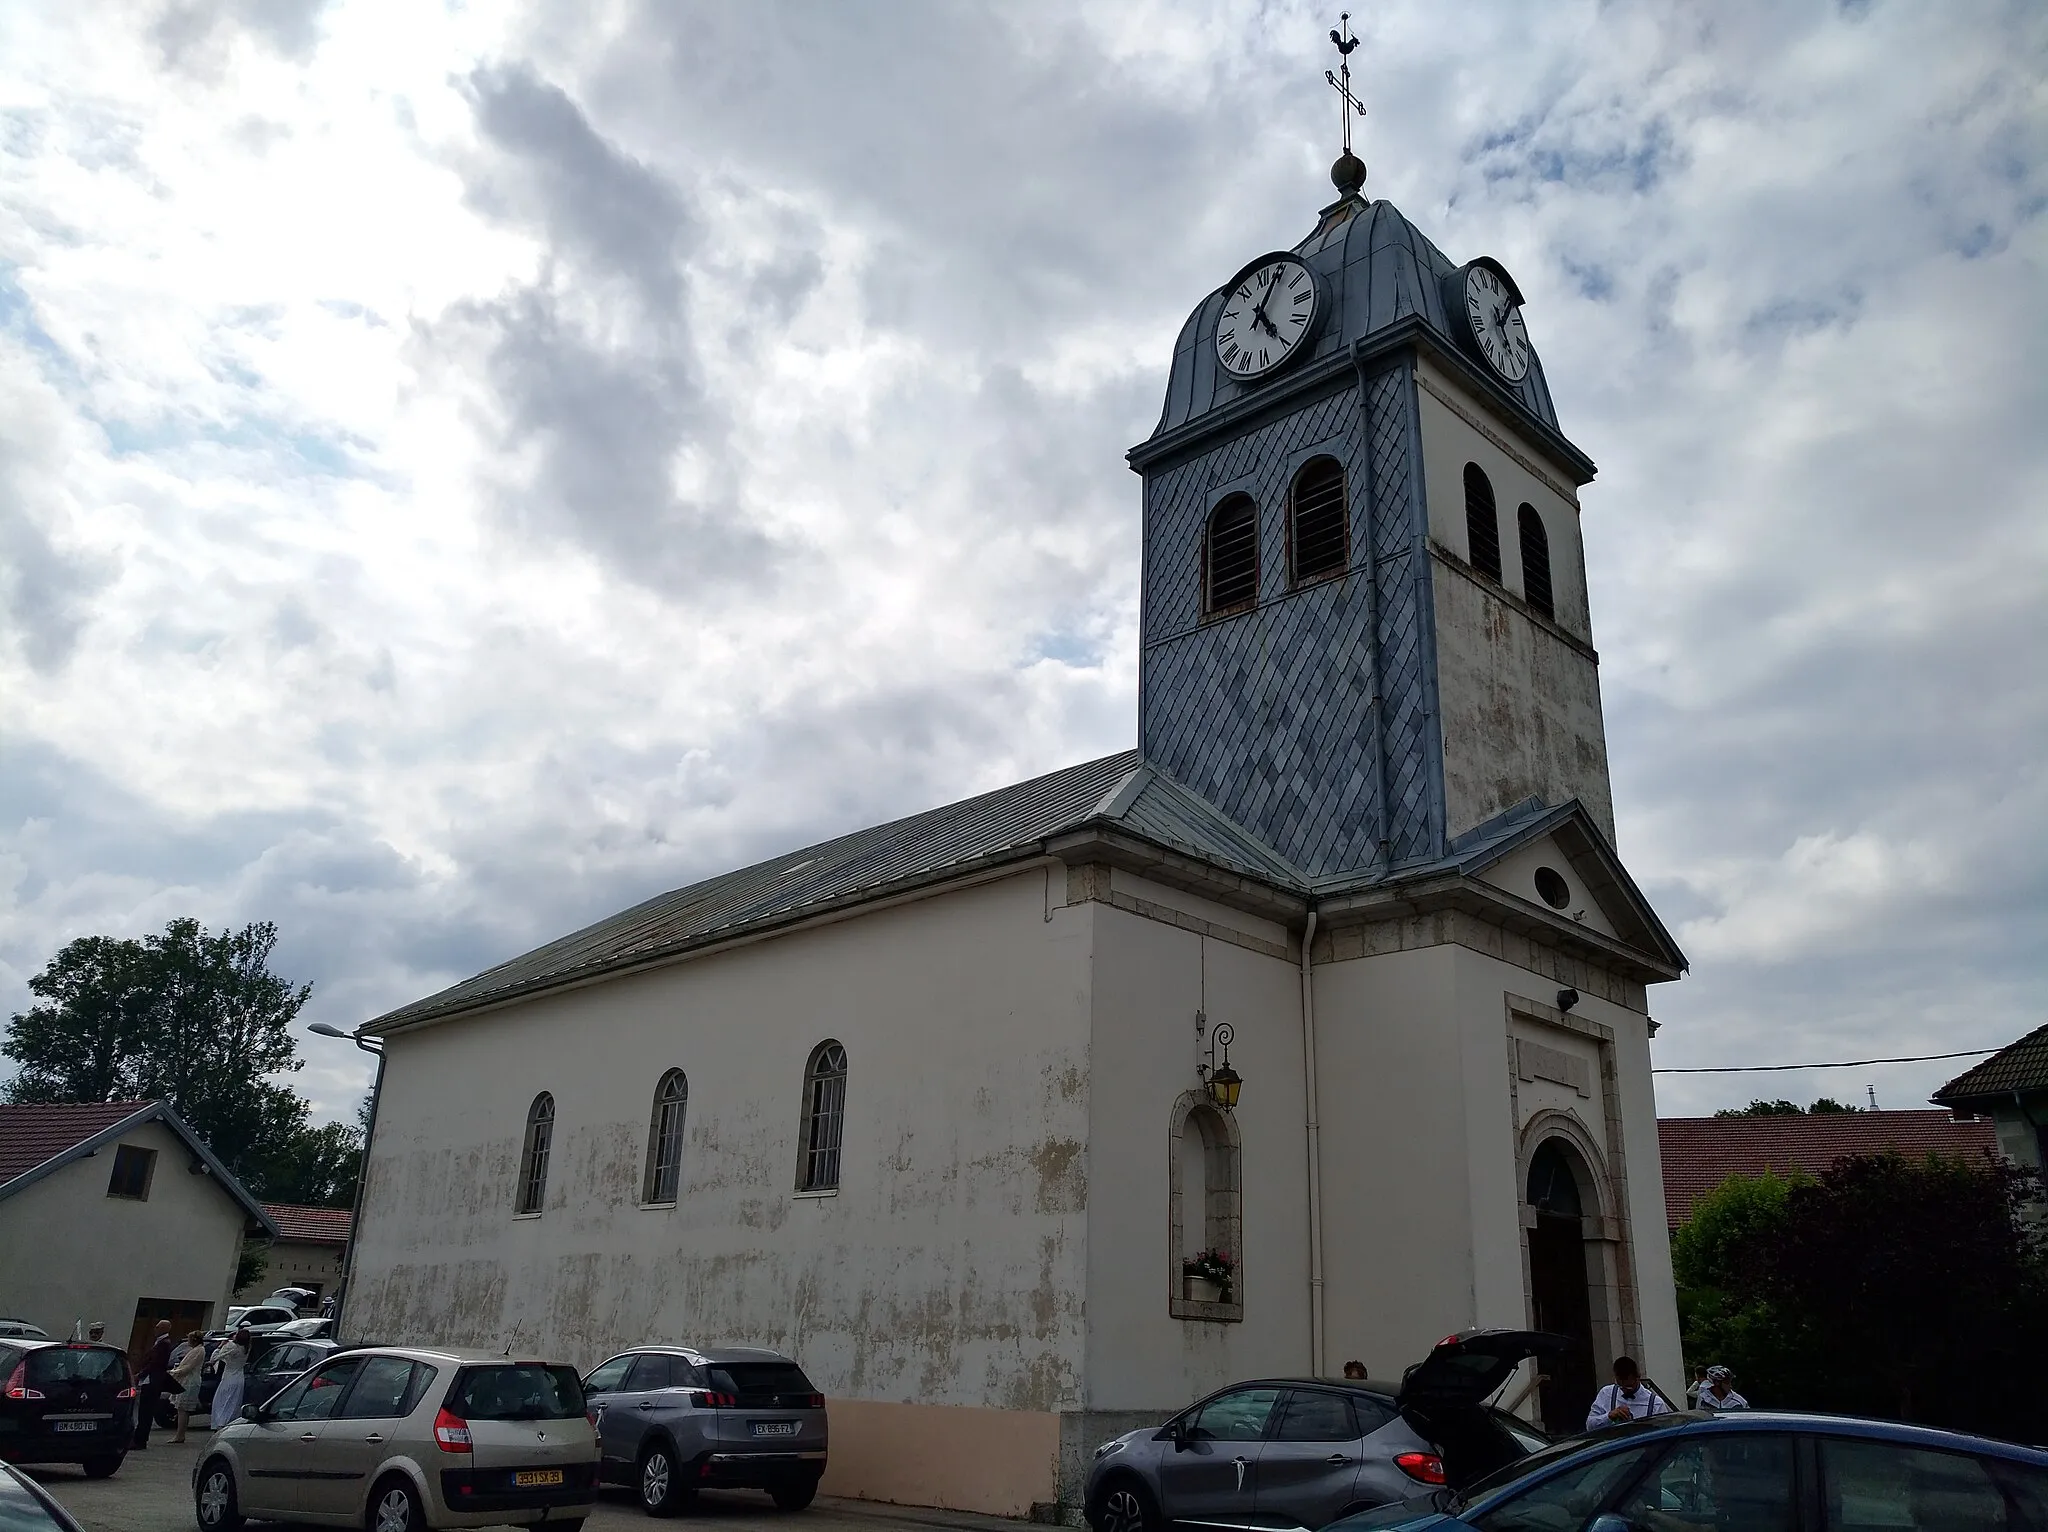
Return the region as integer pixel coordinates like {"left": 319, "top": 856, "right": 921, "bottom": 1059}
{"left": 1464, "top": 264, "right": 1531, "bottom": 382}
{"left": 1216, "top": 257, "right": 1319, "bottom": 380}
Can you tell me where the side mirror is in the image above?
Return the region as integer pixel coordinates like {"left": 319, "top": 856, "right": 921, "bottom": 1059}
{"left": 239, "top": 1405, "right": 270, "bottom": 1424}
{"left": 1587, "top": 1518, "right": 1631, "bottom": 1532}
{"left": 1155, "top": 1423, "right": 1187, "bottom": 1451}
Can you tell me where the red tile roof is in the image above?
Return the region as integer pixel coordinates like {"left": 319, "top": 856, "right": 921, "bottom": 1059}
{"left": 1934, "top": 1021, "right": 2048, "bottom": 1103}
{"left": 1658, "top": 1109, "right": 2000, "bottom": 1229}
{"left": 260, "top": 1203, "right": 353, "bottom": 1244}
{"left": 0, "top": 1101, "right": 153, "bottom": 1187}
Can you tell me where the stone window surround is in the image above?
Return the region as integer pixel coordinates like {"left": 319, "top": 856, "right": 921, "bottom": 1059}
{"left": 1168, "top": 1088, "right": 1243, "bottom": 1322}
{"left": 1505, "top": 993, "right": 1644, "bottom": 1370}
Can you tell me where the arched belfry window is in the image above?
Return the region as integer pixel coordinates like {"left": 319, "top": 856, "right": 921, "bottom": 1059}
{"left": 516, "top": 1092, "right": 554, "bottom": 1215}
{"left": 797, "top": 1041, "right": 848, "bottom": 1192}
{"left": 1464, "top": 464, "right": 1502, "bottom": 582}
{"left": 1203, "top": 495, "right": 1259, "bottom": 616}
{"left": 1288, "top": 456, "right": 1349, "bottom": 586}
{"left": 1526, "top": 1139, "right": 1584, "bottom": 1217}
{"left": 644, "top": 1069, "right": 688, "bottom": 1204}
{"left": 1518, "top": 503, "right": 1554, "bottom": 619}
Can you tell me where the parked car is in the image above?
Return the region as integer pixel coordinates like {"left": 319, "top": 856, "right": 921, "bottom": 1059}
{"left": 271, "top": 1317, "right": 335, "bottom": 1340}
{"left": 193, "top": 1345, "right": 598, "bottom": 1532}
{"left": 155, "top": 1336, "right": 345, "bottom": 1429}
{"left": 218, "top": 1304, "right": 298, "bottom": 1336}
{"left": 582, "top": 1345, "right": 827, "bottom": 1514}
{"left": 0, "top": 1321, "right": 50, "bottom": 1342}
{"left": 0, "top": 1339, "right": 135, "bottom": 1477}
{"left": 265, "top": 1288, "right": 319, "bottom": 1312}
{"left": 1329, "top": 1407, "right": 2048, "bottom": 1530}
{"left": 1084, "top": 1331, "right": 1565, "bottom": 1532}
{"left": 1, "top": 1459, "right": 89, "bottom": 1532}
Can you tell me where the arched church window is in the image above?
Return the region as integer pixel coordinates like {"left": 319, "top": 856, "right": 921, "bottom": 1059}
{"left": 797, "top": 1041, "right": 848, "bottom": 1192}
{"left": 1203, "top": 495, "right": 1259, "bottom": 616}
{"left": 516, "top": 1092, "right": 554, "bottom": 1215}
{"left": 1170, "top": 1095, "right": 1242, "bottom": 1319}
{"left": 1526, "top": 1139, "right": 1583, "bottom": 1217}
{"left": 644, "top": 1069, "right": 688, "bottom": 1204}
{"left": 1288, "top": 456, "right": 1349, "bottom": 586}
{"left": 1518, "top": 503, "right": 1554, "bottom": 619}
{"left": 1464, "top": 464, "right": 1502, "bottom": 582}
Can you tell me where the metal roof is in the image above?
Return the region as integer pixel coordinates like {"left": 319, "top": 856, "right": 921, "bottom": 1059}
{"left": 1932, "top": 1021, "right": 2048, "bottom": 1104}
{"left": 366, "top": 748, "right": 1688, "bottom": 1034}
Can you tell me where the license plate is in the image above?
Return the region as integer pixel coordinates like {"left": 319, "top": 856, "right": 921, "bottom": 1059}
{"left": 751, "top": 1421, "right": 799, "bottom": 1437}
{"left": 52, "top": 1421, "right": 99, "bottom": 1433}
{"left": 513, "top": 1470, "right": 564, "bottom": 1488}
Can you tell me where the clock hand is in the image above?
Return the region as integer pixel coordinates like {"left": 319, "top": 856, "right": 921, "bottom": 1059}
{"left": 1251, "top": 269, "right": 1286, "bottom": 336}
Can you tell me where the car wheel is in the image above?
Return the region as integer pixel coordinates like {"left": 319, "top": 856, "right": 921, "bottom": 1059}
{"left": 639, "top": 1442, "right": 694, "bottom": 1516}
{"left": 1090, "top": 1476, "right": 1159, "bottom": 1532}
{"left": 770, "top": 1479, "right": 817, "bottom": 1513}
{"left": 82, "top": 1455, "right": 124, "bottom": 1480}
{"left": 368, "top": 1475, "right": 423, "bottom": 1532}
{"left": 196, "top": 1460, "right": 244, "bottom": 1532}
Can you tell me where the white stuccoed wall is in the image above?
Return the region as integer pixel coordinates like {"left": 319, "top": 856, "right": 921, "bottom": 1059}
{"left": 350, "top": 867, "right": 1094, "bottom": 1513}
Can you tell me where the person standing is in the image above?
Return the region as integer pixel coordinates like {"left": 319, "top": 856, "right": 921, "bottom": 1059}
{"left": 209, "top": 1327, "right": 253, "bottom": 1431}
{"left": 1586, "top": 1357, "right": 1673, "bottom": 1431}
{"left": 169, "top": 1332, "right": 208, "bottom": 1443}
{"left": 85, "top": 1322, "right": 105, "bottom": 1344}
{"left": 133, "top": 1320, "right": 173, "bottom": 1448}
{"left": 1341, "top": 1361, "right": 1368, "bottom": 1380}
{"left": 1696, "top": 1366, "right": 1749, "bottom": 1411}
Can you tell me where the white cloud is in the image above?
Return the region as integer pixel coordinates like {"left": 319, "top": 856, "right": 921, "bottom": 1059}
{"left": 0, "top": 0, "right": 2042, "bottom": 1123}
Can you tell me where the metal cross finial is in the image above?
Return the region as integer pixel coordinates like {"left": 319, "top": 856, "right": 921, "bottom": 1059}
{"left": 1325, "top": 12, "right": 1366, "bottom": 157}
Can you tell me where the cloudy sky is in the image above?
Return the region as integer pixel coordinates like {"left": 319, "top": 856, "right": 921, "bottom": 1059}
{"left": 2, "top": 0, "right": 2042, "bottom": 1124}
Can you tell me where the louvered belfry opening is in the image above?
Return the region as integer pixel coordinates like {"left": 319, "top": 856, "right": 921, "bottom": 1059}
{"left": 1203, "top": 494, "right": 1260, "bottom": 615}
{"left": 1288, "top": 456, "right": 1349, "bottom": 586}
{"left": 1464, "top": 463, "right": 1502, "bottom": 581}
{"left": 1519, "top": 503, "right": 1554, "bottom": 619}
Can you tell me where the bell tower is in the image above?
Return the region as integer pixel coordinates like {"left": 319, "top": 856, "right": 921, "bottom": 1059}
{"left": 1130, "top": 123, "right": 1613, "bottom": 882}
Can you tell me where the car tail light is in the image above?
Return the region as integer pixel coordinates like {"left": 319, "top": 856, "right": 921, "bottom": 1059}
{"left": 2, "top": 1363, "right": 43, "bottom": 1401}
{"left": 433, "top": 1407, "right": 472, "bottom": 1453}
{"left": 116, "top": 1386, "right": 138, "bottom": 1400}
{"left": 808, "top": 1393, "right": 824, "bottom": 1410}
{"left": 695, "top": 1389, "right": 738, "bottom": 1408}
{"left": 1395, "top": 1452, "right": 1446, "bottom": 1485}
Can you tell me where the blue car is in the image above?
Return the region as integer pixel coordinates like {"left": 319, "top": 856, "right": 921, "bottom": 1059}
{"left": 1331, "top": 1408, "right": 2048, "bottom": 1530}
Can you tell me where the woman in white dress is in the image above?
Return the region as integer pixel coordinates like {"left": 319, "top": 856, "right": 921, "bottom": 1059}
{"left": 208, "top": 1328, "right": 253, "bottom": 1430}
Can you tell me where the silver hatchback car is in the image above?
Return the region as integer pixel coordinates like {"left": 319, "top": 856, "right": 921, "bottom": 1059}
{"left": 584, "top": 1346, "right": 827, "bottom": 1514}
{"left": 193, "top": 1346, "right": 599, "bottom": 1532}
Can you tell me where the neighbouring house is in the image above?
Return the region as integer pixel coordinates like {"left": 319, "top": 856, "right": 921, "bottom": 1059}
{"left": 1933, "top": 1022, "right": 2048, "bottom": 1178}
{"left": 1657, "top": 1109, "right": 2000, "bottom": 1231}
{"left": 349, "top": 151, "right": 1691, "bottom": 1512}
{"left": 0, "top": 1101, "right": 277, "bottom": 1359}
{"left": 236, "top": 1204, "right": 352, "bottom": 1307}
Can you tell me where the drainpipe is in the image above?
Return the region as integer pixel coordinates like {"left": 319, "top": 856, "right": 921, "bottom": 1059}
{"left": 325, "top": 1034, "right": 385, "bottom": 1340}
{"left": 1300, "top": 905, "right": 1326, "bottom": 1377}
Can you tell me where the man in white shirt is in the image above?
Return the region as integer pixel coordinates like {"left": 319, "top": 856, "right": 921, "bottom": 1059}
{"left": 1586, "top": 1356, "right": 1674, "bottom": 1430}
{"left": 1696, "top": 1365, "right": 1749, "bottom": 1411}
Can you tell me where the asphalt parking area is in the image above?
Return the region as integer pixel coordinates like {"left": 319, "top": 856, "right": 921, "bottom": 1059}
{"left": 25, "top": 1435, "right": 1018, "bottom": 1532}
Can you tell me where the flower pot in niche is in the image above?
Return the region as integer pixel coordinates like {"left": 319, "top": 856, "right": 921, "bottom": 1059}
{"left": 1183, "top": 1274, "right": 1222, "bottom": 1303}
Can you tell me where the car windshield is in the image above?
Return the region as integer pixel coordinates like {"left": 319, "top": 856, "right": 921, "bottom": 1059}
{"left": 1452, "top": 1415, "right": 1694, "bottom": 1509}
{"left": 449, "top": 1364, "right": 586, "bottom": 1421}
{"left": 24, "top": 1347, "right": 128, "bottom": 1389}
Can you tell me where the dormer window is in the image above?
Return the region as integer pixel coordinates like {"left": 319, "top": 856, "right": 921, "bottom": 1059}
{"left": 1288, "top": 457, "right": 1348, "bottom": 587}
{"left": 1203, "top": 495, "right": 1259, "bottom": 616}
{"left": 1518, "top": 503, "right": 1554, "bottom": 620}
{"left": 1464, "top": 464, "right": 1501, "bottom": 582}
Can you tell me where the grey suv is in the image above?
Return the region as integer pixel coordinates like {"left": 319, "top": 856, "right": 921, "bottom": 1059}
{"left": 1084, "top": 1331, "right": 1563, "bottom": 1532}
{"left": 583, "top": 1347, "right": 826, "bottom": 1515}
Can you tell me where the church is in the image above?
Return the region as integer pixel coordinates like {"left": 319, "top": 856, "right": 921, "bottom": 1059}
{"left": 347, "top": 114, "right": 1686, "bottom": 1518}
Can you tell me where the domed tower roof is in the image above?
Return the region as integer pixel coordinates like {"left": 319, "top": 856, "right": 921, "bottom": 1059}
{"left": 1147, "top": 186, "right": 1563, "bottom": 442}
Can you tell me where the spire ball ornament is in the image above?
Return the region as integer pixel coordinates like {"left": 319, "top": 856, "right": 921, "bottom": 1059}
{"left": 1331, "top": 151, "right": 1366, "bottom": 197}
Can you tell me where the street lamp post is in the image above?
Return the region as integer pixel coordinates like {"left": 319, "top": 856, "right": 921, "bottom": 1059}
{"left": 308, "top": 1023, "right": 383, "bottom": 1339}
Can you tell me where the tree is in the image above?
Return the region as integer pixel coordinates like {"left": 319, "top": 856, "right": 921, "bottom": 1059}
{"left": 4, "top": 918, "right": 358, "bottom": 1206}
{"left": 1674, "top": 1152, "right": 2048, "bottom": 1441}
{"left": 1712, "top": 1097, "right": 1861, "bottom": 1117}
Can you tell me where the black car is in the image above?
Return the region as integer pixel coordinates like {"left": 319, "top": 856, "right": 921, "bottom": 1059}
{"left": 1332, "top": 1407, "right": 2048, "bottom": 1529}
{"left": 153, "top": 1337, "right": 346, "bottom": 1429}
{"left": 0, "top": 1340, "right": 135, "bottom": 1477}
{"left": 0, "top": 1460, "right": 89, "bottom": 1532}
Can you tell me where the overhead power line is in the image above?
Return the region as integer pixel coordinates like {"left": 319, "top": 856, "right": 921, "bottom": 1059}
{"left": 1653, "top": 1048, "right": 1997, "bottom": 1075}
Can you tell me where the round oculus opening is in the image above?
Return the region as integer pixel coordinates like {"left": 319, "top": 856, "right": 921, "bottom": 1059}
{"left": 1533, "top": 867, "right": 1571, "bottom": 909}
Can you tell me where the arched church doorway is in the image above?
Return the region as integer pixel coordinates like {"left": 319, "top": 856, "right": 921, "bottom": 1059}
{"left": 1526, "top": 1138, "right": 1597, "bottom": 1435}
